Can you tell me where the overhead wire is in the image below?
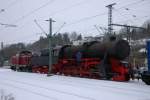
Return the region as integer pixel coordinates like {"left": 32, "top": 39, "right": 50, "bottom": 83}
{"left": 94, "top": 25, "right": 102, "bottom": 34}
{"left": 14, "top": 0, "right": 55, "bottom": 23}
{"left": 65, "top": 12, "right": 107, "bottom": 27}
{"left": 0, "top": 22, "right": 17, "bottom": 27}
{"left": 0, "top": 0, "right": 55, "bottom": 32}
{"left": 113, "top": 0, "right": 150, "bottom": 25}
{"left": 0, "top": 0, "right": 19, "bottom": 13}
{"left": 0, "top": 0, "right": 92, "bottom": 42}
{"left": 2, "top": 0, "right": 147, "bottom": 28}
{"left": 1, "top": 0, "right": 90, "bottom": 29}
{"left": 60, "top": 0, "right": 147, "bottom": 28}
{"left": 115, "top": 15, "right": 149, "bottom": 24}
{"left": 117, "top": 0, "right": 147, "bottom": 10}
{"left": 59, "top": 0, "right": 148, "bottom": 36}
{"left": 54, "top": 22, "right": 66, "bottom": 34}
{"left": 1, "top": 0, "right": 149, "bottom": 44}
{"left": 3, "top": 0, "right": 148, "bottom": 26}
{"left": 41, "top": 0, "right": 91, "bottom": 18}
{"left": 12, "top": 0, "right": 89, "bottom": 24}
{"left": 0, "top": 0, "right": 20, "bottom": 29}
{"left": 34, "top": 19, "right": 48, "bottom": 36}
{"left": 113, "top": 8, "right": 135, "bottom": 24}
{"left": 11, "top": 0, "right": 91, "bottom": 39}
{"left": 0, "top": 0, "right": 88, "bottom": 33}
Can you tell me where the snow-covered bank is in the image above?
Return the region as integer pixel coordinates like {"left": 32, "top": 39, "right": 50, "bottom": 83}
{"left": 0, "top": 69, "right": 150, "bottom": 100}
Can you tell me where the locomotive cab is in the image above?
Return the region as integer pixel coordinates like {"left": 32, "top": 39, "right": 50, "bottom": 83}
{"left": 10, "top": 50, "right": 32, "bottom": 71}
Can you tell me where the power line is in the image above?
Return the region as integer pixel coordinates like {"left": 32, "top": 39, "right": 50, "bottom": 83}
{"left": 0, "top": 0, "right": 86, "bottom": 31}
{"left": 0, "top": 0, "right": 93, "bottom": 42}
{"left": 115, "top": 15, "right": 148, "bottom": 25}
{"left": 2, "top": 0, "right": 146, "bottom": 30}
{"left": 107, "top": 0, "right": 148, "bottom": 25}
{"left": 111, "top": 0, "right": 149, "bottom": 24}
{"left": 42, "top": 0, "right": 91, "bottom": 18}
{"left": 6, "top": 0, "right": 18, "bottom": 8}
{"left": 26, "top": 1, "right": 150, "bottom": 36}
{"left": 0, "top": 0, "right": 19, "bottom": 13}
{"left": 3, "top": 0, "right": 99, "bottom": 28}
{"left": 34, "top": 19, "right": 48, "bottom": 36}
{"left": 65, "top": 12, "right": 107, "bottom": 27}
{"left": 117, "top": 0, "right": 146, "bottom": 10}
{"left": 114, "top": 10, "right": 149, "bottom": 26}
{"left": 60, "top": 0, "right": 147, "bottom": 28}
{"left": 1, "top": 0, "right": 149, "bottom": 44}
{"left": 20, "top": 0, "right": 149, "bottom": 31}
{"left": 3, "top": 14, "right": 147, "bottom": 44}
{"left": 0, "top": 22, "right": 17, "bottom": 27}
{"left": 94, "top": 25, "right": 102, "bottom": 34}
{"left": 14, "top": 0, "right": 55, "bottom": 23}
{"left": 114, "top": 8, "right": 129, "bottom": 19}
{"left": 5, "top": 0, "right": 19, "bottom": 9}
{"left": 54, "top": 22, "right": 66, "bottom": 34}
{"left": 113, "top": 0, "right": 149, "bottom": 21}
{"left": 5, "top": 0, "right": 88, "bottom": 25}
{"left": 48, "top": 0, "right": 148, "bottom": 35}
{"left": 0, "top": 0, "right": 55, "bottom": 32}
{"left": 113, "top": 8, "right": 135, "bottom": 24}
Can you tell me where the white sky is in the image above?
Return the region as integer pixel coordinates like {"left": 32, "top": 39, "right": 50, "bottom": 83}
{"left": 0, "top": 0, "right": 150, "bottom": 44}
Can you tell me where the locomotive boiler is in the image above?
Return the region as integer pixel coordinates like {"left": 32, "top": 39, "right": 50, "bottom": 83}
{"left": 59, "top": 39, "right": 130, "bottom": 60}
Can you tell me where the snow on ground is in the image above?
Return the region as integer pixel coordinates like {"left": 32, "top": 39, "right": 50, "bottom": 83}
{"left": 0, "top": 68, "right": 150, "bottom": 100}
{"left": 0, "top": 68, "right": 11, "bottom": 72}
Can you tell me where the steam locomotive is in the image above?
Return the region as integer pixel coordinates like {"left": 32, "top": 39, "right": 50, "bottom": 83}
{"left": 10, "top": 37, "right": 131, "bottom": 81}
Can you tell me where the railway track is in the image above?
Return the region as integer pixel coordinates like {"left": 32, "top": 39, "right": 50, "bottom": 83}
{"left": 0, "top": 72, "right": 149, "bottom": 94}
{"left": 0, "top": 71, "right": 150, "bottom": 100}
{"left": 0, "top": 81, "right": 57, "bottom": 100}
{"left": 0, "top": 76, "right": 95, "bottom": 100}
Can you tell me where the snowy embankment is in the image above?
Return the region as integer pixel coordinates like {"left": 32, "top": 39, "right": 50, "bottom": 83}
{"left": 0, "top": 68, "right": 150, "bottom": 100}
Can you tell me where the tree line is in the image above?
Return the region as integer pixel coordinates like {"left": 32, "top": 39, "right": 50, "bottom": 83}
{"left": 0, "top": 32, "right": 82, "bottom": 64}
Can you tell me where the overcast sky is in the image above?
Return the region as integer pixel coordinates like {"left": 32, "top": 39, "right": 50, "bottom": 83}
{"left": 0, "top": 0, "right": 150, "bottom": 44}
